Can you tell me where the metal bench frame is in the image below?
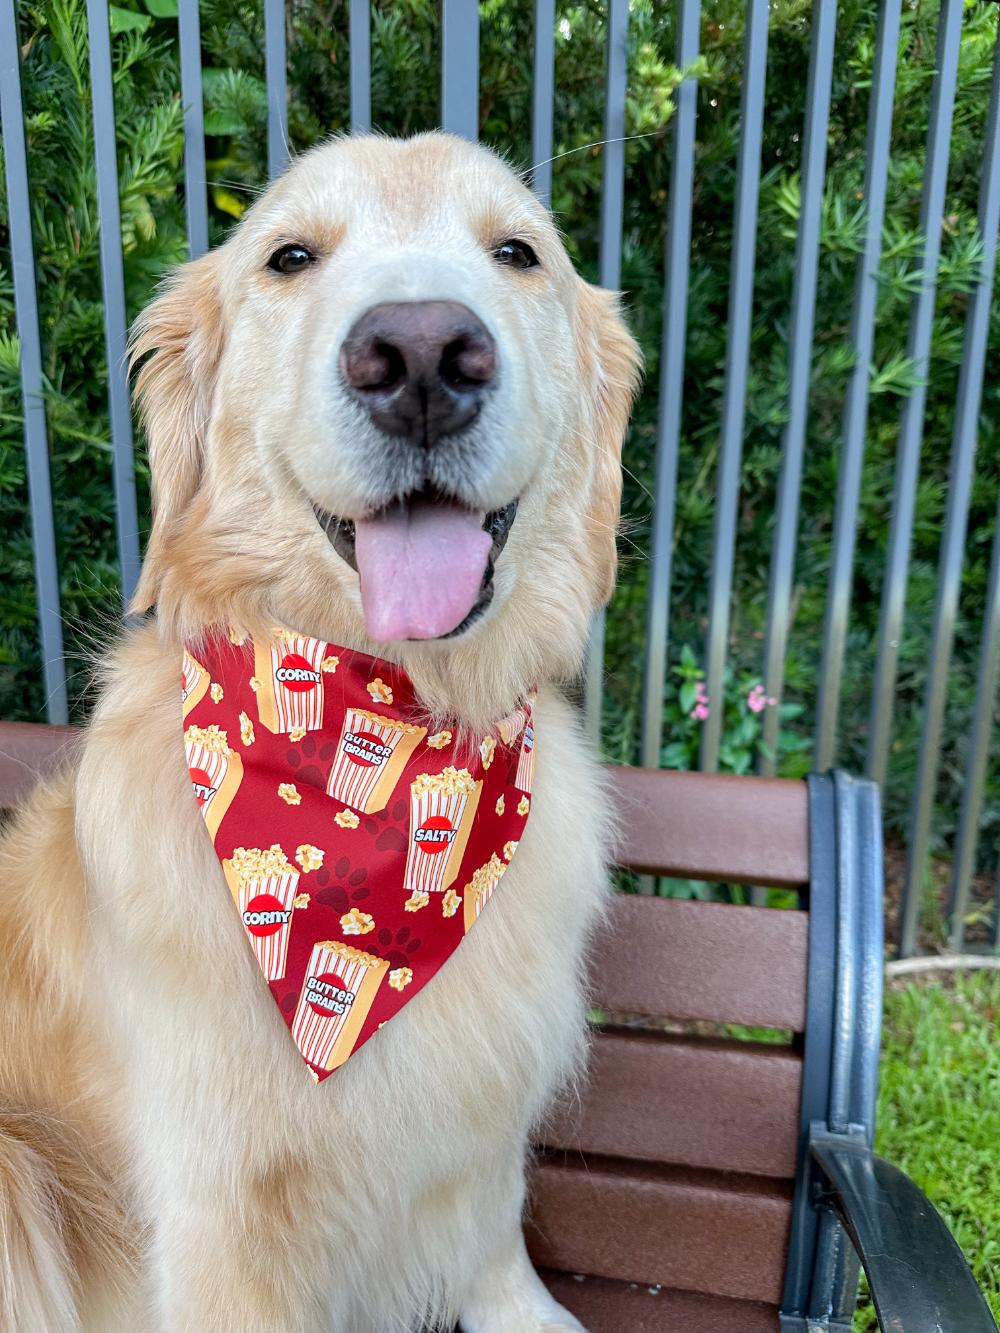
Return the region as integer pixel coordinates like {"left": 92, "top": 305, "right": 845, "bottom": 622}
{"left": 780, "top": 772, "right": 996, "bottom": 1332}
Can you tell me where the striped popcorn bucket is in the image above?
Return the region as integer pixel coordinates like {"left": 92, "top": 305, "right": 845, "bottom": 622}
{"left": 496, "top": 705, "right": 527, "bottom": 747}
{"left": 292, "top": 941, "right": 389, "bottom": 1072}
{"left": 326, "top": 709, "right": 426, "bottom": 814}
{"left": 237, "top": 871, "right": 299, "bottom": 981}
{"left": 515, "top": 722, "right": 535, "bottom": 794}
{"left": 254, "top": 634, "right": 327, "bottom": 734}
{"left": 186, "top": 738, "right": 227, "bottom": 812}
{"left": 181, "top": 649, "right": 209, "bottom": 716}
{"left": 403, "top": 775, "right": 480, "bottom": 896}
{"left": 462, "top": 853, "right": 507, "bottom": 933}
{"left": 184, "top": 726, "right": 243, "bottom": 840}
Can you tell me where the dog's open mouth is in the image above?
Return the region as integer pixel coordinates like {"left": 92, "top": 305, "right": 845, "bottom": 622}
{"left": 314, "top": 491, "right": 518, "bottom": 642}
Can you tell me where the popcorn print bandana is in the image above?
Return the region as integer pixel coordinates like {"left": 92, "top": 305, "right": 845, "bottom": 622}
{"left": 182, "top": 627, "right": 534, "bottom": 1084}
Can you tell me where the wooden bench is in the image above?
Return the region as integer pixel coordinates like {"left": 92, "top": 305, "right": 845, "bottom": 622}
{"left": 528, "top": 768, "right": 807, "bottom": 1331}
{"left": 0, "top": 724, "right": 994, "bottom": 1332}
{"left": 530, "top": 766, "right": 997, "bottom": 1333}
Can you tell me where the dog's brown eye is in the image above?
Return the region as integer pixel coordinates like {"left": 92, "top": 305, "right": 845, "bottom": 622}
{"left": 267, "top": 244, "right": 316, "bottom": 275}
{"left": 492, "top": 240, "right": 539, "bottom": 271}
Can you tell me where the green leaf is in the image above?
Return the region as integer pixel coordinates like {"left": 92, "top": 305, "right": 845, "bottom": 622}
{"left": 870, "top": 351, "right": 925, "bottom": 397}
{"left": 143, "top": 0, "right": 178, "bottom": 15}
{"left": 679, "top": 680, "right": 697, "bottom": 715}
{"left": 211, "top": 186, "right": 248, "bottom": 219}
{"left": 661, "top": 741, "right": 690, "bottom": 769}
{"left": 778, "top": 730, "right": 812, "bottom": 753}
{"left": 204, "top": 110, "right": 246, "bottom": 136}
{"left": 109, "top": 6, "right": 152, "bottom": 33}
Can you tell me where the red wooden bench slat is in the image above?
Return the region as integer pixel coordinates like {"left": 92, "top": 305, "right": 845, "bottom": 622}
{"left": 541, "top": 1272, "right": 779, "bottom": 1333}
{"left": 527, "top": 1157, "right": 792, "bottom": 1305}
{"left": 542, "top": 1030, "right": 801, "bottom": 1179}
{"left": 606, "top": 765, "right": 809, "bottom": 886}
{"left": 589, "top": 894, "right": 808, "bottom": 1031}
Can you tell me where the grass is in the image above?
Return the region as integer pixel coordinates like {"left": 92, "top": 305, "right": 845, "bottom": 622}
{"left": 854, "top": 971, "right": 1000, "bottom": 1330}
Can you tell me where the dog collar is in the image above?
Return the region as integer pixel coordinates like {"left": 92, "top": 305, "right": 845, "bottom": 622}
{"left": 181, "top": 627, "right": 534, "bottom": 1083}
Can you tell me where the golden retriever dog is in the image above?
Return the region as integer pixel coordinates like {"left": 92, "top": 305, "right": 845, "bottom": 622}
{"left": 0, "top": 133, "right": 639, "bottom": 1331}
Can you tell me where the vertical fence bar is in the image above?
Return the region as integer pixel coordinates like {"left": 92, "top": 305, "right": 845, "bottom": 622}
{"left": 178, "top": 0, "right": 208, "bottom": 260}
{"left": 898, "top": 28, "right": 1000, "bottom": 959}
{"left": 350, "top": 0, "right": 371, "bottom": 133}
{"left": 596, "top": 0, "right": 628, "bottom": 317}
{"left": 85, "top": 0, "right": 142, "bottom": 604}
{"left": 814, "top": 0, "right": 902, "bottom": 771}
{"left": 531, "top": 0, "right": 555, "bottom": 206}
{"left": 949, "top": 490, "right": 1000, "bottom": 950}
{"left": 0, "top": 0, "right": 68, "bottom": 723}
{"left": 697, "top": 0, "right": 769, "bottom": 772}
{"left": 866, "top": 0, "right": 963, "bottom": 787}
{"left": 640, "top": 0, "right": 701, "bottom": 775}
{"left": 635, "top": 0, "right": 699, "bottom": 896}
{"left": 264, "top": 0, "right": 288, "bottom": 178}
{"left": 584, "top": 0, "right": 629, "bottom": 745}
{"left": 757, "top": 0, "right": 839, "bottom": 776}
{"left": 441, "top": 0, "right": 479, "bottom": 140}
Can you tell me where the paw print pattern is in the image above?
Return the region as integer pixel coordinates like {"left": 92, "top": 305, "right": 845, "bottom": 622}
{"left": 375, "top": 827, "right": 408, "bottom": 854}
{"left": 377, "top": 924, "right": 423, "bottom": 970}
{"left": 284, "top": 733, "right": 338, "bottom": 792}
{"left": 315, "top": 884, "right": 349, "bottom": 914}
{"left": 313, "top": 859, "right": 369, "bottom": 915}
{"left": 359, "top": 797, "right": 407, "bottom": 839}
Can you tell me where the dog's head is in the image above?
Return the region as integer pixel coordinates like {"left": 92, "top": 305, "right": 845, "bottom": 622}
{"left": 132, "top": 133, "right": 640, "bottom": 722}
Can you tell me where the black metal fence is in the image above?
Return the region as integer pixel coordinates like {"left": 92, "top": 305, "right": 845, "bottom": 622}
{"left": 2, "top": 0, "right": 1000, "bottom": 957}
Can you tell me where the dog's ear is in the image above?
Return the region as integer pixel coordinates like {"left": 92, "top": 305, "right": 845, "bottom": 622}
{"left": 574, "top": 281, "right": 643, "bottom": 608}
{"left": 129, "top": 250, "right": 225, "bottom": 612}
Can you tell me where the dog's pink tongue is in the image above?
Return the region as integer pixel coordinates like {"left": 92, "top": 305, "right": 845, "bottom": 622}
{"left": 354, "top": 499, "right": 492, "bottom": 641}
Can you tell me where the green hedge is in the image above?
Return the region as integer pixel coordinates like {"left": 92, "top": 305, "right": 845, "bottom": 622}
{"left": 2, "top": 0, "right": 999, "bottom": 918}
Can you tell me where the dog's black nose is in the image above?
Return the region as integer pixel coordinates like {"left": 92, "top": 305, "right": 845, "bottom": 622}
{"left": 340, "top": 301, "right": 497, "bottom": 445}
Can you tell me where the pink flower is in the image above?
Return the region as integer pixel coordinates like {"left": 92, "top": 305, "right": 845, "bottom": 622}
{"left": 692, "top": 702, "right": 710, "bottom": 721}
{"left": 747, "top": 684, "right": 776, "bottom": 713}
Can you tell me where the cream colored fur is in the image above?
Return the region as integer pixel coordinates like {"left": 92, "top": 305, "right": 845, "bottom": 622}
{"left": 0, "top": 133, "right": 640, "bottom": 1331}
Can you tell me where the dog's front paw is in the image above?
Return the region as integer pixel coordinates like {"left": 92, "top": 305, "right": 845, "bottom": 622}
{"left": 458, "top": 1233, "right": 592, "bottom": 1333}
{"left": 461, "top": 1299, "right": 588, "bottom": 1333}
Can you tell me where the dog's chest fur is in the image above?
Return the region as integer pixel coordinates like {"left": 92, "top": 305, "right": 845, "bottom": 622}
{"left": 72, "top": 625, "right": 610, "bottom": 1323}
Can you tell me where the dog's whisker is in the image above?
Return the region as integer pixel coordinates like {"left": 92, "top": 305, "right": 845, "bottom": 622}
{"left": 559, "top": 423, "right": 656, "bottom": 506}
{"left": 209, "top": 178, "right": 267, "bottom": 198}
{"left": 585, "top": 514, "right": 650, "bottom": 562}
{"left": 524, "top": 129, "right": 667, "bottom": 181}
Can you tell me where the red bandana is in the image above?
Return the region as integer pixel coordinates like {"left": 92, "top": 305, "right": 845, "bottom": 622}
{"left": 181, "top": 629, "right": 534, "bottom": 1083}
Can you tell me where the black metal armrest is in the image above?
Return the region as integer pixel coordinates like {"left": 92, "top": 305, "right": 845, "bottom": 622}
{"left": 811, "top": 1128, "right": 999, "bottom": 1333}
{"left": 782, "top": 774, "right": 997, "bottom": 1332}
